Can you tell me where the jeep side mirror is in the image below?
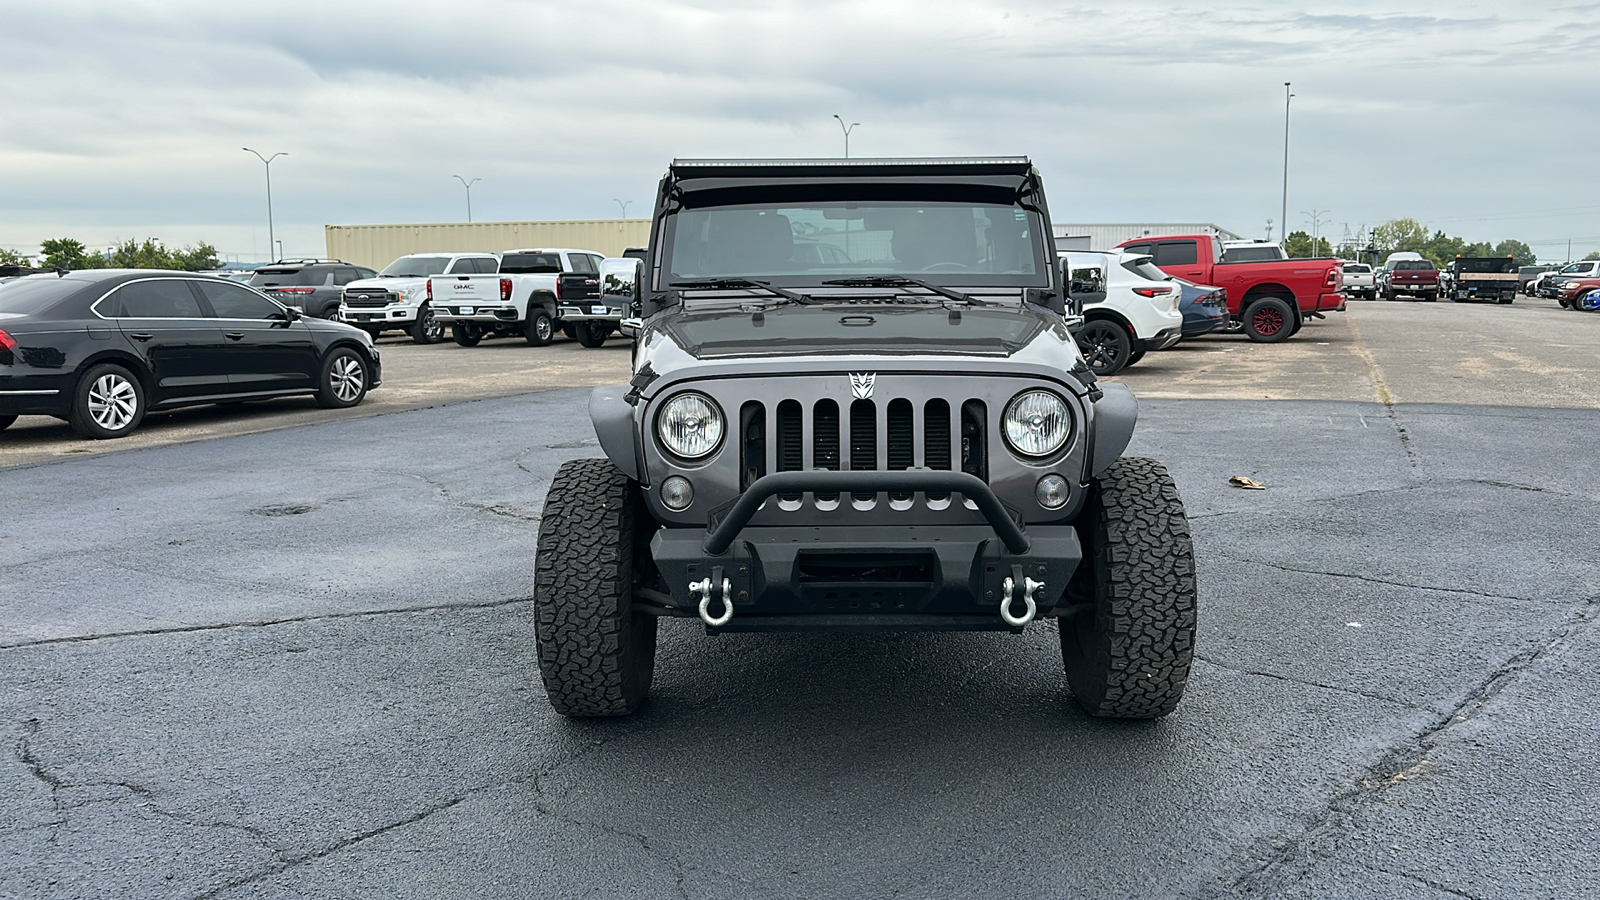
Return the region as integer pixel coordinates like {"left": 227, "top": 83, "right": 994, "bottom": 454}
{"left": 599, "top": 257, "right": 643, "bottom": 319}
{"left": 1061, "top": 256, "right": 1105, "bottom": 314}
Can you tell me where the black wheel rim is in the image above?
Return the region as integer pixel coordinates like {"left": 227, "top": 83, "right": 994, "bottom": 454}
{"left": 1081, "top": 325, "right": 1124, "bottom": 369}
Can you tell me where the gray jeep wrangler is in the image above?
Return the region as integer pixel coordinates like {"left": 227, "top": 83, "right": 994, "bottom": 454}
{"left": 534, "top": 158, "right": 1196, "bottom": 719}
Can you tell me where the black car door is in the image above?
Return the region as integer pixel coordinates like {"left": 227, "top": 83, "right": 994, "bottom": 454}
{"left": 191, "top": 279, "right": 318, "bottom": 391}
{"left": 104, "top": 278, "right": 230, "bottom": 400}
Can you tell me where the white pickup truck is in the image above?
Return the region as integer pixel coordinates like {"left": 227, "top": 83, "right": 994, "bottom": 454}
{"left": 340, "top": 252, "right": 500, "bottom": 344}
{"left": 428, "top": 247, "right": 615, "bottom": 347}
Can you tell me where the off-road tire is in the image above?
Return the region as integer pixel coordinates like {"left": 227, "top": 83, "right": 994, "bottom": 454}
{"left": 576, "top": 323, "right": 610, "bottom": 348}
{"left": 524, "top": 309, "right": 555, "bottom": 346}
{"left": 1242, "top": 296, "right": 1294, "bottom": 342}
{"left": 1061, "top": 457, "right": 1197, "bottom": 719}
{"left": 451, "top": 323, "right": 482, "bottom": 347}
{"left": 314, "top": 347, "right": 369, "bottom": 409}
{"left": 409, "top": 304, "right": 443, "bottom": 344}
{"left": 534, "top": 458, "right": 658, "bottom": 717}
{"left": 68, "top": 363, "right": 146, "bottom": 439}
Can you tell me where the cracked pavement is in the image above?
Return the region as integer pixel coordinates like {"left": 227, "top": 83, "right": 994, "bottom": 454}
{"left": 4, "top": 308, "right": 1600, "bottom": 896}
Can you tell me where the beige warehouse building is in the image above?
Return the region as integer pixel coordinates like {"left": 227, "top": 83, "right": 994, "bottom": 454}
{"left": 326, "top": 219, "right": 1244, "bottom": 270}
{"left": 325, "top": 219, "right": 652, "bottom": 270}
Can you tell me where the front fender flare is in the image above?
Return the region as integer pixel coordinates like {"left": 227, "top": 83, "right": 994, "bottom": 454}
{"left": 589, "top": 384, "right": 639, "bottom": 481}
{"left": 1089, "top": 382, "right": 1138, "bottom": 477}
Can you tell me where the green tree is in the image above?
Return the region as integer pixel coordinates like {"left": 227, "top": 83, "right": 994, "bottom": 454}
{"left": 1496, "top": 240, "right": 1538, "bottom": 266}
{"left": 1284, "top": 230, "right": 1331, "bottom": 258}
{"left": 0, "top": 247, "right": 25, "bottom": 266}
{"left": 1583, "top": 250, "right": 1600, "bottom": 262}
{"left": 102, "top": 238, "right": 220, "bottom": 271}
{"left": 1373, "top": 218, "right": 1430, "bottom": 258}
{"left": 40, "top": 237, "right": 102, "bottom": 270}
{"left": 1460, "top": 241, "right": 1495, "bottom": 258}
{"left": 1418, "top": 230, "right": 1465, "bottom": 266}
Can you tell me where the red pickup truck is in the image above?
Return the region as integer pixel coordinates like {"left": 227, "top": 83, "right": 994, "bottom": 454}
{"left": 1114, "top": 234, "right": 1344, "bottom": 342}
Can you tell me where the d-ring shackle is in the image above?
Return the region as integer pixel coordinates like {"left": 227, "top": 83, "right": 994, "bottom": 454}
{"left": 999, "top": 575, "right": 1043, "bottom": 627}
{"left": 690, "top": 577, "right": 734, "bottom": 627}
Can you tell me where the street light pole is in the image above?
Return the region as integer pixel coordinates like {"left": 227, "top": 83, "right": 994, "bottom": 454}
{"left": 615, "top": 199, "right": 632, "bottom": 218}
{"left": 832, "top": 114, "right": 859, "bottom": 158}
{"left": 1280, "top": 83, "right": 1293, "bottom": 249}
{"left": 242, "top": 148, "right": 286, "bottom": 262}
{"left": 453, "top": 175, "right": 481, "bottom": 222}
{"left": 1302, "top": 208, "right": 1328, "bottom": 256}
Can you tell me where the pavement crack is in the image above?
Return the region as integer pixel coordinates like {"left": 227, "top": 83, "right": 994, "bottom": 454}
{"left": 1191, "top": 653, "right": 1430, "bottom": 712}
{"left": 0, "top": 597, "right": 535, "bottom": 650}
{"left": 1345, "top": 312, "right": 1417, "bottom": 467}
{"left": 1367, "top": 864, "right": 1491, "bottom": 900}
{"left": 15, "top": 719, "right": 68, "bottom": 838}
{"left": 191, "top": 796, "right": 467, "bottom": 899}
{"left": 1211, "top": 595, "right": 1600, "bottom": 898}
{"left": 1211, "top": 551, "right": 1543, "bottom": 604}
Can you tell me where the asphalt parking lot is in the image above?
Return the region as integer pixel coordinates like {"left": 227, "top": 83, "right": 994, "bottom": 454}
{"left": 3, "top": 298, "right": 1598, "bottom": 898}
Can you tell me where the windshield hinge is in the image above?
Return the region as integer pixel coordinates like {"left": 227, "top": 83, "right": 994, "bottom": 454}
{"left": 624, "top": 363, "right": 659, "bottom": 406}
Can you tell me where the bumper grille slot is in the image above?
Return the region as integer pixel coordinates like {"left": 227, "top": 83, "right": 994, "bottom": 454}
{"left": 849, "top": 399, "right": 877, "bottom": 501}
{"left": 924, "top": 398, "right": 952, "bottom": 500}
{"left": 775, "top": 400, "right": 802, "bottom": 500}
{"left": 887, "top": 398, "right": 914, "bottom": 501}
{"left": 814, "top": 399, "right": 840, "bottom": 502}
{"left": 741, "top": 401, "right": 766, "bottom": 492}
{"left": 961, "top": 400, "right": 988, "bottom": 483}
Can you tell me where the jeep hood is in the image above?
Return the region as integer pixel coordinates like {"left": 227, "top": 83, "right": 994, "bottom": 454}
{"left": 656, "top": 303, "right": 1049, "bottom": 360}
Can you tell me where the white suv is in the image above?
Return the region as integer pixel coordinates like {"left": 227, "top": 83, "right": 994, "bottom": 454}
{"left": 340, "top": 252, "right": 500, "bottom": 344}
{"left": 1060, "top": 250, "right": 1184, "bottom": 376}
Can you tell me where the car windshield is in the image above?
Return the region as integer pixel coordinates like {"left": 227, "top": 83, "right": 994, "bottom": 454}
{"left": 662, "top": 200, "right": 1044, "bottom": 284}
{"left": 0, "top": 275, "right": 87, "bottom": 313}
{"left": 1122, "top": 259, "right": 1169, "bottom": 281}
{"left": 249, "top": 268, "right": 324, "bottom": 287}
{"left": 1345, "top": 264, "right": 1370, "bottom": 273}
{"left": 380, "top": 256, "right": 452, "bottom": 277}
{"left": 500, "top": 253, "right": 562, "bottom": 274}
{"left": 1222, "top": 246, "right": 1284, "bottom": 262}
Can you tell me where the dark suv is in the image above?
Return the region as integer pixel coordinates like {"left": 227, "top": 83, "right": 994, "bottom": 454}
{"left": 248, "top": 259, "right": 377, "bottom": 320}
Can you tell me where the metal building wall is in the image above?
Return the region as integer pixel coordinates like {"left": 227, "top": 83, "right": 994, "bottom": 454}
{"left": 1051, "top": 223, "right": 1245, "bottom": 251}
{"left": 324, "top": 219, "right": 652, "bottom": 269}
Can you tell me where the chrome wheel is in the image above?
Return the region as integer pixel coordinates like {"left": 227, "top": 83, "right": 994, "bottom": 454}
{"left": 88, "top": 372, "right": 139, "bottom": 432}
{"left": 421, "top": 306, "right": 442, "bottom": 341}
{"left": 331, "top": 355, "right": 365, "bottom": 403}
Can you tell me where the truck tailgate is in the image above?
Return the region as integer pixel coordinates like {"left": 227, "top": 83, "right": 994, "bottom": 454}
{"left": 432, "top": 275, "right": 505, "bottom": 305}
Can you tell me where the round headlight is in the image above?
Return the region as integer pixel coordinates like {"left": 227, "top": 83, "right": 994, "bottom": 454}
{"left": 656, "top": 392, "right": 725, "bottom": 460}
{"left": 1003, "top": 390, "right": 1071, "bottom": 458}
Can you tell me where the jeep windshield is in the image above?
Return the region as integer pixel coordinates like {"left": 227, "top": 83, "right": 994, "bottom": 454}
{"left": 661, "top": 199, "right": 1047, "bottom": 288}
{"left": 661, "top": 303, "right": 1046, "bottom": 359}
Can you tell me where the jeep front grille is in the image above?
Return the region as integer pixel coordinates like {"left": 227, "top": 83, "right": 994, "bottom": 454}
{"left": 738, "top": 395, "right": 988, "bottom": 503}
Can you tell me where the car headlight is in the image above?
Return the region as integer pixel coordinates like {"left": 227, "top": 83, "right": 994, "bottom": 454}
{"left": 656, "top": 392, "right": 725, "bottom": 460}
{"left": 1002, "top": 390, "right": 1071, "bottom": 458}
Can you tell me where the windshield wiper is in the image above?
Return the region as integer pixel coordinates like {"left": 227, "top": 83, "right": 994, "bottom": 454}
{"left": 820, "top": 276, "right": 991, "bottom": 306}
{"left": 669, "top": 278, "right": 813, "bottom": 305}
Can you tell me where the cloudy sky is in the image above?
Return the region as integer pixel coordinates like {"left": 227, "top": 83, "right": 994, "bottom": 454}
{"left": 2, "top": 1, "right": 1596, "bottom": 263}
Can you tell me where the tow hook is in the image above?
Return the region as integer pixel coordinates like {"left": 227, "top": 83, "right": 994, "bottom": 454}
{"left": 691, "top": 573, "right": 734, "bottom": 627}
{"left": 999, "top": 567, "right": 1041, "bottom": 627}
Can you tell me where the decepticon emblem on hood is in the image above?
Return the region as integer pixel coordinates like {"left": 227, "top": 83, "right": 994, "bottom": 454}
{"left": 849, "top": 372, "right": 876, "bottom": 400}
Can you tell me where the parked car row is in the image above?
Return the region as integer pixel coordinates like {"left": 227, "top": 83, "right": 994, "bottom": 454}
{"left": 336, "top": 248, "right": 616, "bottom": 348}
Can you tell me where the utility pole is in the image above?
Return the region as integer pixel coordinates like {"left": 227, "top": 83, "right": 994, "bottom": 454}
{"left": 1281, "top": 83, "right": 1293, "bottom": 248}
{"left": 453, "top": 175, "right": 481, "bottom": 222}
{"left": 832, "top": 114, "right": 859, "bottom": 158}
{"left": 242, "top": 148, "right": 286, "bottom": 262}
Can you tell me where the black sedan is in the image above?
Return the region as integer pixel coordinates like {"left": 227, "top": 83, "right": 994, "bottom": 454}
{"left": 0, "top": 269, "right": 381, "bottom": 439}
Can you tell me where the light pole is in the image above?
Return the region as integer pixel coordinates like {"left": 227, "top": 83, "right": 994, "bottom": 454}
{"left": 453, "top": 175, "right": 481, "bottom": 222}
{"left": 1302, "top": 208, "right": 1328, "bottom": 256}
{"left": 242, "top": 148, "right": 286, "bottom": 262}
{"left": 615, "top": 199, "right": 632, "bottom": 219}
{"left": 1280, "top": 83, "right": 1293, "bottom": 248}
{"left": 832, "top": 114, "right": 859, "bottom": 158}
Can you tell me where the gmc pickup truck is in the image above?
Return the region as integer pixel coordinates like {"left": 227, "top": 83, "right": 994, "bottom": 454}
{"left": 428, "top": 248, "right": 609, "bottom": 347}
{"left": 1115, "top": 234, "right": 1343, "bottom": 342}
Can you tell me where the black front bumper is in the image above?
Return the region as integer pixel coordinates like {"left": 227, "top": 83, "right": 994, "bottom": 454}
{"left": 648, "top": 470, "right": 1083, "bottom": 632}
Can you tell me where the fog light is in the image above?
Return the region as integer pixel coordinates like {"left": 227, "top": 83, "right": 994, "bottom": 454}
{"left": 660, "top": 476, "right": 694, "bottom": 511}
{"left": 1035, "top": 474, "right": 1069, "bottom": 510}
